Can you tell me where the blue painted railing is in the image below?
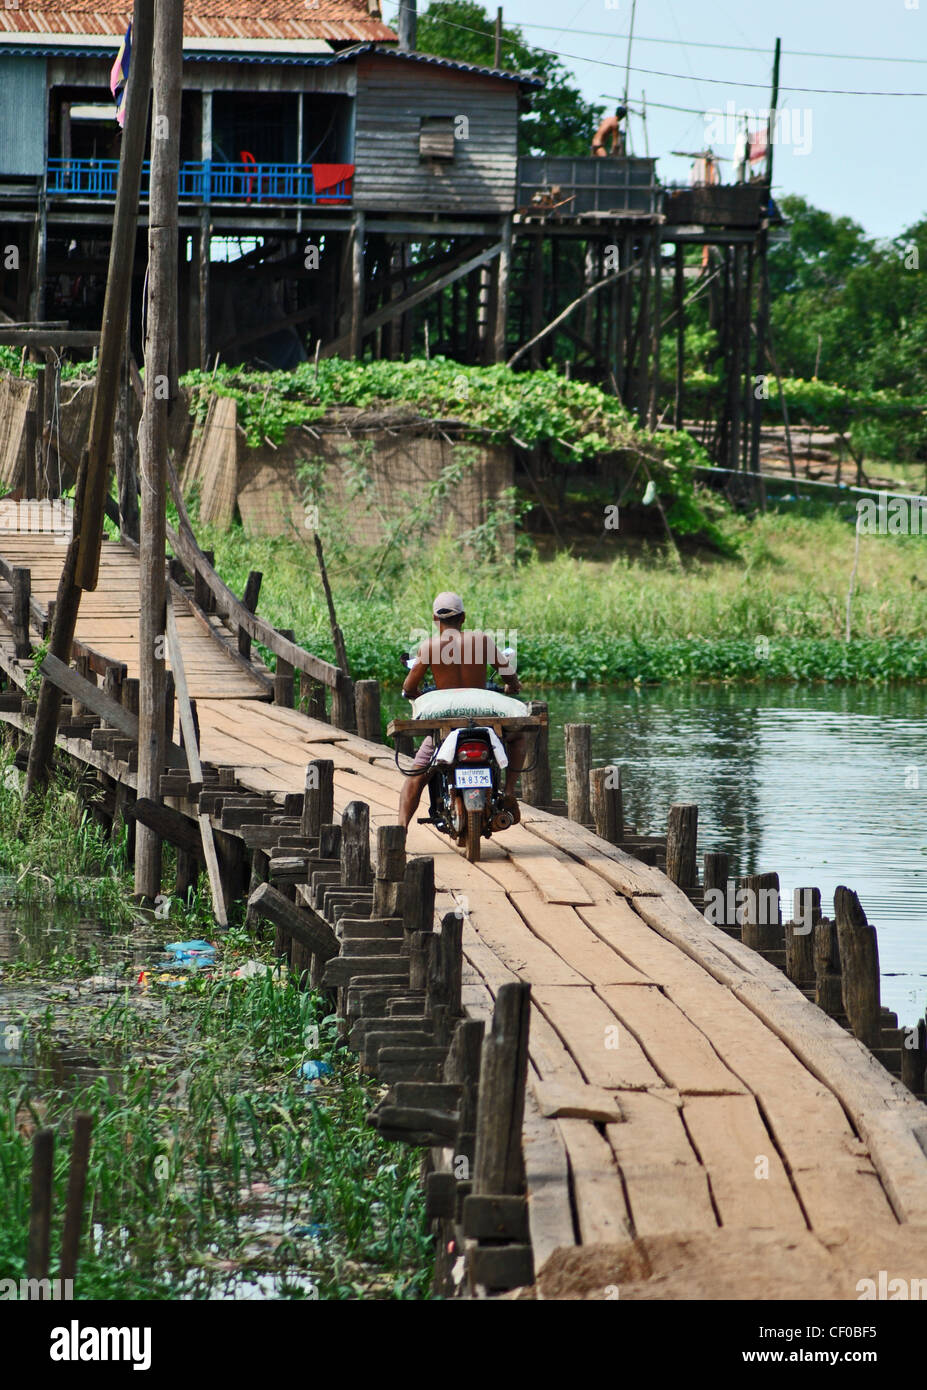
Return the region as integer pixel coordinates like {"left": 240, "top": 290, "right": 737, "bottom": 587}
{"left": 46, "top": 159, "right": 353, "bottom": 205}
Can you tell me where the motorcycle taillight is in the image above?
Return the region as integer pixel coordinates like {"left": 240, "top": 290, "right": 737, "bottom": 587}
{"left": 458, "top": 740, "right": 490, "bottom": 762}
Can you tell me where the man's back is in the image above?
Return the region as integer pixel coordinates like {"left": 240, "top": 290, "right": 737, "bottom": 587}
{"left": 417, "top": 629, "right": 507, "bottom": 691}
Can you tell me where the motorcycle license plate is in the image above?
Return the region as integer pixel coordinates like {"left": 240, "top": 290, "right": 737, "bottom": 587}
{"left": 455, "top": 767, "right": 492, "bottom": 788}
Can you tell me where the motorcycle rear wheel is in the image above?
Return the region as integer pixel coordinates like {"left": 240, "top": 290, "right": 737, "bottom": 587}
{"left": 465, "top": 809, "right": 482, "bottom": 863}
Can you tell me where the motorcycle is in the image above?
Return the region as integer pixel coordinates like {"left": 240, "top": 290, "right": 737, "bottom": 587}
{"left": 394, "top": 650, "right": 541, "bottom": 863}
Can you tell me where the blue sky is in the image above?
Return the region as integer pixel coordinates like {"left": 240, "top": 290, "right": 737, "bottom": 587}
{"left": 417, "top": 0, "right": 927, "bottom": 240}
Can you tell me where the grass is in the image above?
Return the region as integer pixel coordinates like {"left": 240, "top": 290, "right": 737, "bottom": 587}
{"left": 193, "top": 499, "right": 927, "bottom": 688}
{"left": 0, "top": 969, "right": 433, "bottom": 1299}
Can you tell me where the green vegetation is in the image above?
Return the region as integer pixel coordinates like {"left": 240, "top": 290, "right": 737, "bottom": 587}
{"left": 0, "top": 744, "right": 432, "bottom": 1299}
{"left": 0, "top": 971, "right": 432, "bottom": 1299}
{"left": 197, "top": 502, "right": 927, "bottom": 689}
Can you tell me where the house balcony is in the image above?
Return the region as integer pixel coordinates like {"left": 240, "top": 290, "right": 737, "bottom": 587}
{"left": 46, "top": 159, "right": 354, "bottom": 206}
{"left": 516, "top": 156, "right": 661, "bottom": 220}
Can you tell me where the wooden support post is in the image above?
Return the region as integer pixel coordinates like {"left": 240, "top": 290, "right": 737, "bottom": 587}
{"left": 274, "top": 627, "right": 295, "bottom": 707}
{"left": 305, "top": 681, "right": 327, "bottom": 721}
{"left": 740, "top": 871, "right": 782, "bottom": 952}
{"left": 673, "top": 242, "right": 685, "bottom": 429}
{"left": 135, "top": 0, "right": 182, "bottom": 901}
{"left": 814, "top": 916, "right": 843, "bottom": 1019}
{"left": 355, "top": 678, "right": 381, "bottom": 743}
{"left": 27, "top": 1128, "right": 54, "bottom": 1283}
{"left": 163, "top": 669, "right": 175, "bottom": 749}
{"left": 702, "top": 851, "right": 729, "bottom": 928}
{"left": 340, "top": 799, "right": 372, "bottom": 887}
{"left": 25, "top": 0, "right": 153, "bottom": 799}
{"left": 194, "top": 550, "right": 215, "bottom": 613}
{"left": 529, "top": 235, "right": 544, "bottom": 371}
{"left": 403, "top": 856, "right": 435, "bottom": 950}
{"left": 59, "top": 1112, "right": 92, "bottom": 1284}
{"left": 901, "top": 1017, "right": 926, "bottom": 1096}
{"left": 11, "top": 567, "right": 32, "bottom": 658}
{"left": 427, "top": 910, "right": 464, "bottom": 1024}
{"left": 198, "top": 205, "right": 211, "bottom": 370}
{"left": 785, "top": 886, "right": 820, "bottom": 985}
{"left": 665, "top": 803, "right": 698, "bottom": 890}
{"left": 473, "top": 982, "right": 530, "bottom": 1197}
{"left": 237, "top": 570, "right": 262, "bottom": 658}
{"left": 350, "top": 211, "right": 366, "bottom": 359}
{"left": 564, "top": 723, "right": 591, "bottom": 826}
{"left": 33, "top": 365, "right": 45, "bottom": 496}
{"left": 520, "top": 699, "right": 551, "bottom": 807}
{"left": 114, "top": 343, "right": 139, "bottom": 541}
{"left": 834, "top": 885, "right": 881, "bottom": 1049}
{"left": 373, "top": 824, "right": 406, "bottom": 918}
{"left": 589, "top": 765, "right": 622, "bottom": 844}
{"left": 493, "top": 215, "right": 512, "bottom": 362}
{"left": 649, "top": 231, "right": 662, "bottom": 430}
{"left": 301, "top": 759, "right": 334, "bottom": 839}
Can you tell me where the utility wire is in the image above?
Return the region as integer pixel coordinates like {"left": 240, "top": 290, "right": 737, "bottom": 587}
{"left": 430, "top": 14, "right": 927, "bottom": 96}
{"left": 473, "top": 17, "right": 927, "bottom": 67}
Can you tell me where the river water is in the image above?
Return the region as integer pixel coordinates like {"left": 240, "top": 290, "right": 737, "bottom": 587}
{"left": 547, "top": 683, "right": 927, "bottom": 1028}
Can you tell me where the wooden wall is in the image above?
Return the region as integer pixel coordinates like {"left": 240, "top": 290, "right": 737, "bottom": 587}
{"left": 353, "top": 56, "right": 519, "bottom": 214}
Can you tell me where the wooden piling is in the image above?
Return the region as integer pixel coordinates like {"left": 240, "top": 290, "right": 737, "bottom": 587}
{"left": 702, "top": 851, "right": 729, "bottom": 927}
{"left": 740, "top": 871, "right": 782, "bottom": 952}
{"left": 194, "top": 549, "right": 215, "bottom": 614}
{"left": 301, "top": 759, "right": 334, "bottom": 839}
{"left": 666, "top": 803, "right": 698, "bottom": 890}
{"left": 274, "top": 628, "right": 295, "bottom": 707}
{"left": 237, "top": 570, "right": 262, "bottom": 659}
{"left": 373, "top": 824, "right": 406, "bottom": 918}
{"left": 785, "top": 886, "right": 820, "bottom": 986}
{"left": 403, "top": 856, "right": 435, "bottom": 949}
{"left": 355, "top": 679, "right": 382, "bottom": 744}
{"left": 520, "top": 700, "right": 551, "bottom": 807}
{"left": 901, "top": 1017, "right": 926, "bottom": 1096}
{"left": 340, "top": 800, "right": 372, "bottom": 887}
{"left": 473, "top": 981, "right": 530, "bottom": 1198}
{"left": 814, "top": 916, "right": 843, "bottom": 1019}
{"left": 27, "top": 1128, "right": 54, "bottom": 1285}
{"left": 10, "top": 567, "right": 31, "bottom": 659}
{"left": 564, "top": 723, "right": 591, "bottom": 825}
{"left": 589, "top": 764, "right": 623, "bottom": 843}
{"left": 59, "top": 1112, "right": 92, "bottom": 1284}
{"left": 834, "top": 885, "right": 881, "bottom": 1050}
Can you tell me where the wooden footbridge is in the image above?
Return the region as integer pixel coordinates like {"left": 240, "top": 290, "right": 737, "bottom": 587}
{"left": 2, "top": 514, "right": 927, "bottom": 1300}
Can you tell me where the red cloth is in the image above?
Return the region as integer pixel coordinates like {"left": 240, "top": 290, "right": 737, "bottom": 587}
{"left": 312, "top": 163, "right": 354, "bottom": 195}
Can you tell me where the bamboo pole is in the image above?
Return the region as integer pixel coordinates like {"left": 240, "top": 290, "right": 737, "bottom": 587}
{"left": 136, "top": 0, "right": 184, "bottom": 901}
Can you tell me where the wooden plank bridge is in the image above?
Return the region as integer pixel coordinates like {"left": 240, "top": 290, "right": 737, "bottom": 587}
{"left": 2, "top": 520, "right": 927, "bottom": 1300}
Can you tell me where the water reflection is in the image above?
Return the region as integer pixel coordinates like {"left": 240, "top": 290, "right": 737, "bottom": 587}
{"left": 550, "top": 683, "right": 927, "bottom": 1026}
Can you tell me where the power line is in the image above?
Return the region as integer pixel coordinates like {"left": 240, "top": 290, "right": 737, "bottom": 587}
{"left": 425, "top": 13, "right": 927, "bottom": 97}
{"left": 516, "top": 22, "right": 927, "bottom": 67}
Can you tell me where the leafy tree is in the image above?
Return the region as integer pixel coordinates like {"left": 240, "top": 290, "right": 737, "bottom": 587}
{"left": 404, "top": 1, "right": 604, "bottom": 156}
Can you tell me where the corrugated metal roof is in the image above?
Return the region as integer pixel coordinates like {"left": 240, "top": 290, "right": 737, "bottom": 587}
{"left": 0, "top": 37, "right": 544, "bottom": 86}
{"left": 0, "top": 2, "right": 395, "bottom": 44}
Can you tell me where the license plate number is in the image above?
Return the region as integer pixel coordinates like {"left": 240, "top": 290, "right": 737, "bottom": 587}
{"left": 455, "top": 767, "right": 492, "bottom": 788}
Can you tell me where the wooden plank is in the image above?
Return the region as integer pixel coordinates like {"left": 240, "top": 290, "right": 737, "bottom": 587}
{"left": 510, "top": 892, "right": 652, "bottom": 986}
{"left": 40, "top": 652, "right": 138, "bottom": 741}
{"left": 595, "top": 984, "right": 748, "bottom": 1096}
{"left": 451, "top": 886, "right": 585, "bottom": 986}
{"left": 604, "top": 1090, "right": 718, "bottom": 1237}
{"left": 557, "top": 1117, "right": 631, "bottom": 1245}
{"left": 498, "top": 827, "right": 594, "bottom": 905}
{"left": 532, "top": 984, "right": 665, "bottom": 1091}
{"left": 522, "top": 1088, "right": 577, "bottom": 1284}
{"left": 520, "top": 812, "right": 664, "bottom": 897}
{"left": 680, "top": 1094, "right": 807, "bottom": 1231}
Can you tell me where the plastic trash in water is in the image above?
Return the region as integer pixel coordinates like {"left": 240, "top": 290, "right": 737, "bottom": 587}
{"left": 164, "top": 940, "right": 217, "bottom": 968}
{"left": 300, "top": 1060, "right": 332, "bottom": 1081}
{"left": 292, "top": 1223, "right": 326, "bottom": 1241}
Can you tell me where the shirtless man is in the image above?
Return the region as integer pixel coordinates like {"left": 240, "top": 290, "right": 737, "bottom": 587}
{"left": 591, "top": 106, "right": 627, "bottom": 158}
{"left": 398, "top": 591, "right": 526, "bottom": 829}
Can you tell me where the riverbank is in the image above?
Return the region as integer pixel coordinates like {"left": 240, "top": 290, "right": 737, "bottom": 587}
{"left": 194, "top": 503, "right": 927, "bottom": 688}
